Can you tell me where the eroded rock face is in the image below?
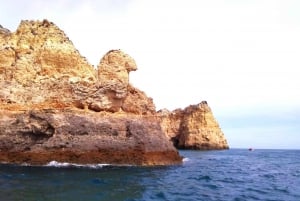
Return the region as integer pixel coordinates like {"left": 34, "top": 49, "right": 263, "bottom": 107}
{"left": 0, "top": 19, "right": 229, "bottom": 166}
{"left": 0, "top": 20, "right": 155, "bottom": 114}
{"left": 0, "top": 20, "right": 95, "bottom": 83}
{"left": 159, "top": 101, "right": 229, "bottom": 150}
{"left": 0, "top": 20, "right": 95, "bottom": 110}
{"left": 0, "top": 110, "right": 181, "bottom": 165}
{"left": 122, "top": 85, "right": 156, "bottom": 115}
{"left": 0, "top": 20, "right": 180, "bottom": 166}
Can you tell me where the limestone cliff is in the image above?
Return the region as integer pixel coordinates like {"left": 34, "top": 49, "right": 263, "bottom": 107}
{"left": 0, "top": 20, "right": 155, "bottom": 114}
{"left": 0, "top": 110, "right": 180, "bottom": 165}
{"left": 0, "top": 19, "right": 229, "bottom": 166}
{"left": 0, "top": 20, "right": 181, "bottom": 166}
{"left": 159, "top": 101, "right": 229, "bottom": 150}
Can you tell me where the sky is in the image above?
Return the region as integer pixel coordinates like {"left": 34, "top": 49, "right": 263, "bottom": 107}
{"left": 1, "top": 0, "right": 299, "bottom": 149}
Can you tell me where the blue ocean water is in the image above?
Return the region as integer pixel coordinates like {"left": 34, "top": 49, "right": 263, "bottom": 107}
{"left": 0, "top": 149, "right": 300, "bottom": 201}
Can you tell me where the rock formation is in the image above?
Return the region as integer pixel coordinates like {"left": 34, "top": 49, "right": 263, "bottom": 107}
{"left": 0, "top": 19, "right": 229, "bottom": 166}
{"left": 159, "top": 101, "right": 229, "bottom": 150}
{"left": 0, "top": 110, "right": 180, "bottom": 165}
{"left": 0, "top": 20, "right": 181, "bottom": 166}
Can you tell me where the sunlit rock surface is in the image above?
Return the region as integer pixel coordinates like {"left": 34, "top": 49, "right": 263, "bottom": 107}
{"left": 0, "top": 20, "right": 181, "bottom": 166}
{"left": 159, "top": 101, "right": 229, "bottom": 150}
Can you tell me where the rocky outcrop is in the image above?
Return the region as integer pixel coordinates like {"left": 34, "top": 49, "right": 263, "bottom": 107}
{"left": 0, "top": 20, "right": 156, "bottom": 113}
{"left": 0, "top": 25, "right": 10, "bottom": 36}
{"left": 0, "top": 19, "right": 229, "bottom": 166}
{"left": 159, "top": 101, "right": 229, "bottom": 150}
{"left": 122, "top": 85, "right": 156, "bottom": 115}
{"left": 0, "top": 20, "right": 181, "bottom": 166}
{"left": 0, "top": 110, "right": 180, "bottom": 165}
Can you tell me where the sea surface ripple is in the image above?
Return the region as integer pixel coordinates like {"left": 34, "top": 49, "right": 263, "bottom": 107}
{"left": 0, "top": 149, "right": 300, "bottom": 201}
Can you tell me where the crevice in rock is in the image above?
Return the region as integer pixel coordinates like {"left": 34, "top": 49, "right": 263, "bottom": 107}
{"left": 126, "top": 124, "right": 133, "bottom": 137}
{"left": 15, "top": 112, "right": 55, "bottom": 141}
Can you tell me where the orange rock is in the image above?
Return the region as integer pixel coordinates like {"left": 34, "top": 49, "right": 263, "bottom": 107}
{"left": 0, "top": 110, "right": 182, "bottom": 166}
{"left": 0, "top": 20, "right": 181, "bottom": 166}
{"left": 0, "top": 20, "right": 154, "bottom": 113}
{"left": 122, "top": 85, "right": 156, "bottom": 115}
{"left": 158, "top": 101, "right": 229, "bottom": 150}
{"left": 0, "top": 19, "right": 229, "bottom": 167}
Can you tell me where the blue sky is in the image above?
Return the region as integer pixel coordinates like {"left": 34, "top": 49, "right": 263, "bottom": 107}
{"left": 1, "top": 0, "right": 299, "bottom": 149}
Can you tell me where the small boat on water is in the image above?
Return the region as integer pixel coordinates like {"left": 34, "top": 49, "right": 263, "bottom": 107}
{"left": 248, "top": 148, "right": 254, "bottom": 151}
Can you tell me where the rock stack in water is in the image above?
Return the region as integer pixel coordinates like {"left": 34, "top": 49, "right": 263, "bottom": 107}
{"left": 0, "top": 20, "right": 228, "bottom": 166}
{"left": 159, "top": 101, "right": 229, "bottom": 150}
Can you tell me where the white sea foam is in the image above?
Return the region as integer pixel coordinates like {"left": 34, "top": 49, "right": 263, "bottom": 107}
{"left": 45, "top": 161, "right": 110, "bottom": 169}
{"left": 183, "top": 157, "right": 190, "bottom": 163}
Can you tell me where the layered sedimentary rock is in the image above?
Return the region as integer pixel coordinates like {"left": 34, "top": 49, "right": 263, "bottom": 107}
{"left": 0, "top": 19, "right": 229, "bottom": 166}
{"left": 0, "top": 110, "right": 179, "bottom": 165}
{"left": 159, "top": 101, "right": 229, "bottom": 150}
{"left": 0, "top": 20, "right": 181, "bottom": 166}
{"left": 0, "top": 20, "right": 153, "bottom": 113}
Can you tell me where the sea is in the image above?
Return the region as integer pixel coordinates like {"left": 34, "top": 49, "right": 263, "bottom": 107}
{"left": 0, "top": 149, "right": 299, "bottom": 201}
